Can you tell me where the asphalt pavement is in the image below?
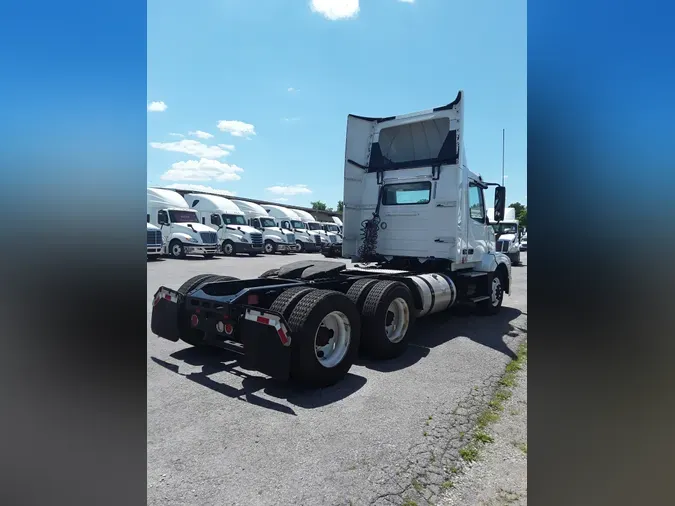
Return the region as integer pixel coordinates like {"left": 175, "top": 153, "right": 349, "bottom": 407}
{"left": 147, "top": 252, "right": 528, "bottom": 506}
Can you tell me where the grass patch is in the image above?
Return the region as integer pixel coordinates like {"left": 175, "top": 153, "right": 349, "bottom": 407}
{"left": 402, "top": 500, "right": 418, "bottom": 506}
{"left": 514, "top": 442, "right": 527, "bottom": 454}
{"left": 423, "top": 431, "right": 428, "bottom": 437}
{"left": 474, "top": 431, "right": 494, "bottom": 444}
{"left": 459, "top": 446, "right": 479, "bottom": 462}
{"left": 441, "top": 481, "right": 455, "bottom": 490}
{"left": 450, "top": 466, "right": 458, "bottom": 474}
{"left": 411, "top": 478, "right": 424, "bottom": 492}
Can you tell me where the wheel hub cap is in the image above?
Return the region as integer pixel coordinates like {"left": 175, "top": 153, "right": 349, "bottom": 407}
{"left": 314, "top": 311, "right": 351, "bottom": 368}
{"left": 385, "top": 297, "right": 410, "bottom": 343}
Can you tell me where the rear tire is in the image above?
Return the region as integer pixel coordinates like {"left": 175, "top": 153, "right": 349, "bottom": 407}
{"left": 270, "top": 287, "right": 315, "bottom": 319}
{"left": 360, "top": 281, "right": 416, "bottom": 359}
{"left": 176, "top": 274, "right": 221, "bottom": 347}
{"left": 346, "top": 278, "right": 379, "bottom": 309}
{"left": 287, "top": 290, "right": 361, "bottom": 387}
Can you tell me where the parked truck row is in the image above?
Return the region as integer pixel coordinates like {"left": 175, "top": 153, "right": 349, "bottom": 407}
{"left": 147, "top": 187, "right": 341, "bottom": 259}
{"left": 151, "top": 91, "right": 515, "bottom": 388}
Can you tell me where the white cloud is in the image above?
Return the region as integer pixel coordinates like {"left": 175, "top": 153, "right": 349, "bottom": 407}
{"left": 147, "top": 101, "right": 168, "bottom": 112}
{"left": 163, "top": 183, "right": 236, "bottom": 196}
{"left": 189, "top": 130, "right": 214, "bottom": 140}
{"left": 217, "top": 120, "right": 256, "bottom": 138}
{"left": 287, "top": 87, "right": 298, "bottom": 92}
{"left": 160, "top": 158, "right": 244, "bottom": 182}
{"left": 266, "top": 184, "right": 312, "bottom": 196}
{"left": 310, "top": 0, "right": 359, "bottom": 20}
{"left": 218, "top": 144, "right": 236, "bottom": 150}
{"left": 399, "top": 0, "right": 415, "bottom": 3}
{"left": 274, "top": 198, "right": 289, "bottom": 203}
{"left": 149, "top": 139, "right": 232, "bottom": 159}
{"left": 282, "top": 117, "right": 300, "bottom": 123}
{"left": 168, "top": 132, "right": 185, "bottom": 138}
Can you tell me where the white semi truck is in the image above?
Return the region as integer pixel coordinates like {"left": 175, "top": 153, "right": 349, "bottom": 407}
{"left": 332, "top": 216, "right": 344, "bottom": 235}
{"left": 151, "top": 91, "right": 512, "bottom": 388}
{"left": 230, "top": 199, "right": 300, "bottom": 255}
{"left": 147, "top": 221, "right": 163, "bottom": 259}
{"left": 293, "top": 209, "right": 331, "bottom": 247}
{"left": 263, "top": 205, "right": 322, "bottom": 253}
{"left": 185, "top": 193, "right": 264, "bottom": 257}
{"left": 147, "top": 188, "right": 219, "bottom": 259}
{"left": 487, "top": 207, "right": 521, "bottom": 265}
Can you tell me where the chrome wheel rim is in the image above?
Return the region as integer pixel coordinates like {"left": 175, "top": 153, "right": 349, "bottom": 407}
{"left": 314, "top": 311, "right": 351, "bottom": 368}
{"left": 224, "top": 243, "right": 233, "bottom": 255}
{"left": 491, "top": 277, "right": 503, "bottom": 307}
{"left": 172, "top": 243, "right": 182, "bottom": 256}
{"left": 385, "top": 297, "right": 410, "bottom": 343}
{"left": 264, "top": 243, "right": 274, "bottom": 253}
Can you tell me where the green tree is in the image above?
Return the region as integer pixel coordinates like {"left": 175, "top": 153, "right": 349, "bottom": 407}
{"left": 518, "top": 207, "right": 527, "bottom": 229}
{"left": 337, "top": 200, "right": 344, "bottom": 213}
{"left": 311, "top": 200, "right": 333, "bottom": 212}
{"left": 510, "top": 202, "right": 525, "bottom": 218}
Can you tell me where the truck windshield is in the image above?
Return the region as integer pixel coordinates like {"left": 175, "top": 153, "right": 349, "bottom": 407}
{"left": 492, "top": 223, "right": 518, "bottom": 235}
{"left": 222, "top": 214, "right": 247, "bottom": 226}
{"left": 307, "top": 222, "right": 321, "bottom": 231}
{"left": 260, "top": 218, "right": 276, "bottom": 228}
{"left": 325, "top": 224, "right": 339, "bottom": 232}
{"left": 169, "top": 210, "right": 198, "bottom": 223}
{"left": 291, "top": 220, "right": 305, "bottom": 229}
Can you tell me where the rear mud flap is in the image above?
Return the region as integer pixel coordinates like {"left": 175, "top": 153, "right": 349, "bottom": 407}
{"left": 151, "top": 296, "right": 182, "bottom": 342}
{"left": 238, "top": 320, "right": 292, "bottom": 380}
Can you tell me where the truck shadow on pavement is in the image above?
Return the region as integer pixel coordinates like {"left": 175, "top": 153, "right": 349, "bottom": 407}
{"left": 356, "top": 305, "right": 522, "bottom": 373}
{"left": 151, "top": 350, "right": 367, "bottom": 416}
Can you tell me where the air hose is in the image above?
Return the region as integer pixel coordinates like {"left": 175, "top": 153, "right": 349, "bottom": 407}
{"left": 357, "top": 186, "right": 384, "bottom": 262}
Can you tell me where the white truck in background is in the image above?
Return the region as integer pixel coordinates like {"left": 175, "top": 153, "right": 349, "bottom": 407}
{"left": 147, "top": 221, "right": 163, "bottom": 259}
{"left": 230, "top": 199, "right": 300, "bottom": 255}
{"left": 147, "top": 188, "right": 219, "bottom": 259}
{"left": 263, "top": 205, "right": 322, "bottom": 253}
{"left": 487, "top": 207, "right": 521, "bottom": 265}
{"left": 332, "top": 216, "right": 344, "bottom": 235}
{"left": 185, "top": 193, "right": 263, "bottom": 257}
{"left": 293, "top": 209, "right": 331, "bottom": 247}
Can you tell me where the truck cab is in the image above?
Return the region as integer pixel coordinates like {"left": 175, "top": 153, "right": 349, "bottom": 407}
{"left": 147, "top": 188, "right": 219, "bottom": 259}
{"left": 342, "top": 90, "right": 510, "bottom": 274}
{"left": 487, "top": 208, "right": 521, "bottom": 265}
{"left": 185, "top": 193, "right": 264, "bottom": 257}
{"left": 293, "top": 209, "right": 330, "bottom": 247}
{"left": 263, "top": 205, "right": 322, "bottom": 253}
{"left": 230, "top": 200, "right": 300, "bottom": 255}
{"left": 146, "top": 221, "right": 163, "bottom": 259}
{"left": 321, "top": 222, "right": 343, "bottom": 244}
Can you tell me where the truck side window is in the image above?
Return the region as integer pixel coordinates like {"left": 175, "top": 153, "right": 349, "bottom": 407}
{"left": 382, "top": 181, "right": 432, "bottom": 205}
{"left": 158, "top": 210, "right": 168, "bottom": 224}
{"left": 469, "top": 184, "right": 485, "bottom": 222}
{"left": 252, "top": 218, "right": 260, "bottom": 228}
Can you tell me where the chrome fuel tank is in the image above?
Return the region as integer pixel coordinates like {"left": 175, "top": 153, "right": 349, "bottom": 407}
{"left": 405, "top": 273, "right": 457, "bottom": 317}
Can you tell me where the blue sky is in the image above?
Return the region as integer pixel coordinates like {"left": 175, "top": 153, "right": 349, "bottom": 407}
{"left": 147, "top": 0, "right": 527, "bottom": 209}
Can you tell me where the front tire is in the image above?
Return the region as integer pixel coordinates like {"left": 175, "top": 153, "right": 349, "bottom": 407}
{"left": 296, "top": 241, "right": 305, "bottom": 253}
{"left": 360, "top": 281, "right": 416, "bottom": 359}
{"left": 264, "top": 240, "right": 276, "bottom": 255}
{"left": 477, "top": 274, "right": 504, "bottom": 315}
{"left": 169, "top": 240, "right": 185, "bottom": 259}
{"left": 287, "top": 290, "right": 361, "bottom": 387}
{"left": 222, "top": 240, "right": 236, "bottom": 256}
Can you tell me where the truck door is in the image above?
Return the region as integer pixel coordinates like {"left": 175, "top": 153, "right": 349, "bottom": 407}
{"left": 467, "top": 180, "right": 489, "bottom": 263}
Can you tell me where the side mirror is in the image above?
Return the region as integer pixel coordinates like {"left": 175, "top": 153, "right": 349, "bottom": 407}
{"left": 493, "top": 186, "right": 506, "bottom": 222}
{"left": 158, "top": 212, "right": 168, "bottom": 225}
{"left": 211, "top": 214, "right": 222, "bottom": 227}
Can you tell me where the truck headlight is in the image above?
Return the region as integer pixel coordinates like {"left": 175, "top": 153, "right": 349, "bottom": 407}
{"left": 187, "top": 236, "right": 198, "bottom": 243}
{"left": 240, "top": 237, "right": 249, "bottom": 243}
